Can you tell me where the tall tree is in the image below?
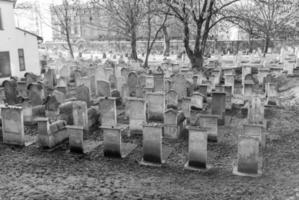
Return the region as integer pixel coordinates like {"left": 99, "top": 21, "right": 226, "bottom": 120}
{"left": 91, "top": 0, "right": 145, "bottom": 61}
{"left": 163, "top": 0, "right": 239, "bottom": 71}
{"left": 51, "top": 0, "right": 82, "bottom": 59}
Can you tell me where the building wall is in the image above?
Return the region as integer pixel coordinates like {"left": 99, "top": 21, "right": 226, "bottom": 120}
{"left": 0, "top": 1, "right": 40, "bottom": 84}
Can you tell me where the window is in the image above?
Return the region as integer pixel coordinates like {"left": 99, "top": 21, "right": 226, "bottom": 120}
{"left": 0, "top": 52, "right": 11, "bottom": 78}
{"left": 0, "top": 8, "right": 3, "bottom": 30}
{"left": 18, "top": 49, "right": 26, "bottom": 71}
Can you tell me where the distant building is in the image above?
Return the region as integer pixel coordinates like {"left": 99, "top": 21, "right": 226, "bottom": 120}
{"left": 0, "top": 0, "right": 42, "bottom": 82}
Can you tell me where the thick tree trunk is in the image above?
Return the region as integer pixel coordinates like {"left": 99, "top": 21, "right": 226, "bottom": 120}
{"left": 162, "top": 25, "right": 170, "bottom": 57}
{"left": 130, "top": 30, "right": 138, "bottom": 60}
{"left": 189, "top": 53, "right": 204, "bottom": 71}
{"left": 263, "top": 35, "right": 270, "bottom": 56}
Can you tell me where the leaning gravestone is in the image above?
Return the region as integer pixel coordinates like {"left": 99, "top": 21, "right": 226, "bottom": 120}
{"left": 97, "top": 80, "right": 111, "bottom": 97}
{"left": 1, "top": 105, "right": 35, "bottom": 146}
{"left": 185, "top": 126, "right": 210, "bottom": 171}
{"left": 140, "top": 123, "right": 172, "bottom": 167}
{"left": 233, "top": 135, "right": 262, "bottom": 177}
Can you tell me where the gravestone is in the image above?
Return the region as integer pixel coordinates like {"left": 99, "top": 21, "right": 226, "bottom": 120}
{"left": 173, "top": 74, "right": 188, "bottom": 99}
{"left": 101, "top": 125, "right": 137, "bottom": 158}
{"left": 1, "top": 105, "right": 35, "bottom": 146}
{"left": 185, "top": 126, "right": 210, "bottom": 171}
{"left": 211, "top": 92, "right": 226, "bottom": 125}
{"left": 224, "top": 85, "right": 233, "bottom": 110}
{"left": 28, "top": 83, "right": 43, "bottom": 106}
{"left": 17, "top": 81, "right": 28, "bottom": 98}
{"left": 243, "top": 83, "right": 254, "bottom": 100}
{"left": 164, "top": 109, "right": 185, "bottom": 139}
{"left": 233, "top": 136, "right": 261, "bottom": 177}
{"left": 75, "top": 85, "right": 90, "bottom": 106}
{"left": 248, "top": 96, "right": 265, "bottom": 125}
{"left": 165, "top": 90, "right": 178, "bottom": 109}
{"left": 37, "top": 118, "right": 68, "bottom": 149}
{"left": 44, "top": 69, "right": 57, "bottom": 89}
{"left": 127, "top": 97, "right": 146, "bottom": 134}
{"left": 224, "top": 75, "right": 235, "bottom": 92}
{"left": 3, "top": 80, "right": 18, "bottom": 105}
{"left": 243, "top": 123, "right": 265, "bottom": 148}
{"left": 198, "top": 85, "right": 208, "bottom": 97}
{"left": 68, "top": 125, "right": 102, "bottom": 154}
{"left": 164, "top": 79, "right": 172, "bottom": 92}
{"left": 127, "top": 72, "right": 138, "bottom": 97}
{"left": 199, "top": 114, "right": 219, "bottom": 142}
{"left": 140, "top": 123, "right": 172, "bottom": 167}
{"left": 97, "top": 80, "right": 111, "bottom": 97}
{"left": 190, "top": 92, "right": 204, "bottom": 109}
{"left": 99, "top": 97, "right": 117, "bottom": 126}
{"left": 181, "top": 97, "right": 191, "bottom": 120}
{"left": 146, "top": 92, "right": 165, "bottom": 123}
{"left": 153, "top": 73, "right": 164, "bottom": 92}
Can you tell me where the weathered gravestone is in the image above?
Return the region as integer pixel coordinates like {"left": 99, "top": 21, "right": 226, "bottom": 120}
{"left": 59, "top": 101, "right": 88, "bottom": 130}
{"left": 140, "top": 123, "right": 172, "bottom": 167}
{"left": 233, "top": 136, "right": 262, "bottom": 177}
{"left": 243, "top": 82, "right": 254, "bottom": 100}
{"left": 28, "top": 83, "right": 43, "bottom": 106}
{"left": 44, "top": 94, "right": 60, "bottom": 122}
{"left": 172, "top": 74, "right": 188, "bottom": 99}
{"left": 17, "top": 81, "right": 28, "bottom": 98}
{"left": 211, "top": 92, "right": 226, "bottom": 125}
{"left": 44, "top": 68, "right": 57, "bottom": 89}
{"left": 68, "top": 125, "right": 102, "bottom": 154}
{"left": 164, "top": 109, "right": 185, "bottom": 139}
{"left": 181, "top": 97, "right": 191, "bottom": 120}
{"left": 37, "top": 118, "right": 68, "bottom": 149}
{"left": 165, "top": 90, "right": 178, "bottom": 109}
{"left": 190, "top": 92, "right": 204, "bottom": 110}
{"left": 199, "top": 114, "right": 219, "bottom": 142}
{"left": 101, "top": 125, "right": 137, "bottom": 158}
{"left": 75, "top": 85, "right": 90, "bottom": 106}
{"left": 127, "top": 72, "right": 138, "bottom": 97}
{"left": 224, "top": 75, "right": 235, "bottom": 92}
{"left": 198, "top": 85, "right": 208, "bottom": 97}
{"left": 97, "top": 80, "right": 111, "bottom": 97}
{"left": 1, "top": 105, "right": 35, "bottom": 146}
{"left": 153, "top": 73, "right": 164, "bottom": 92}
{"left": 185, "top": 126, "right": 211, "bottom": 171}
{"left": 224, "top": 85, "right": 233, "bottom": 110}
{"left": 126, "top": 97, "right": 146, "bottom": 134}
{"left": 248, "top": 96, "right": 265, "bottom": 125}
{"left": 146, "top": 92, "right": 165, "bottom": 123}
{"left": 3, "top": 80, "right": 18, "bottom": 105}
{"left": 99, "top": 97, "right": 117, "bottom": 126}
{"left": 243, "top": 123, "right": 265, "bottom": 148}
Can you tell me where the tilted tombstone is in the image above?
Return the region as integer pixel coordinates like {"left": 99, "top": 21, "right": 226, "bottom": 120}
{"left": 3, "top": 80, "right": 18, "bottom": 105}
{"left": 146, "top": 92, "right": 165, "bottom": 123}
{"left": 28, "top": 83, "right": 43, "bottom": 106}
{"left": 101, "top": 124, "right": 137, "bottom": 158}
{"left": 199, "top": 114, "right": 219, "bottom": 142}
{"left": 140, "top": 123, "right": 172, "bottom": 167}
{"left": 75, "top": 85, "right": 91, "bottom": 106}
{"left": 127, "top": 97, "right": 146, "bottom": 134}
{"left": 211, "top": 92, "right": 226, "bottom": 125}
{"left": 190, "top": 92, "right": 204, "bottom": 109}
{"left": 127, "top": 72, "right": 138, "bottom": 97}
{"left": 153, "top": 73, "right": 164, "bottom": 92}
{"left": 164, "top": 109, "right": 185, "bottom": 139}
{"left": 37, "top": 118, "right": 68, "bottom": 148}
{"left": 185, "top": 126, "right": 210, "bottom": 171}
{"left": 165, "top": 90, "right": 178, "bottom": 109}
{"left": 97, "top": 80, "right": 111, "bottom": 97}
{"left": 99, "top": 97, "right": 117, "bottom": 126}
{"left": 1, "top": 105, "right": 35, "bottom": 146}
{"left": 233, "top": 136, "right": 261, "bottom": 177}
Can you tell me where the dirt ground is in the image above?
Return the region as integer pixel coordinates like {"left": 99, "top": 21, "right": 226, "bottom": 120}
{"left": 0, "top": 107, "right": 299, "bottom": 200}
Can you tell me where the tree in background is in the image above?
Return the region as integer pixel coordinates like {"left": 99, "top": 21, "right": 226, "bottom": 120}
{"left": 228, "top": 0, "right": 299, "bottom": 56}
{"left": 51, "top": 0, "right": 82, "bottom": 59}
{"left": 163, "top": 0, "right": 240, "bottom": 71}
{"left": 91, "top": 0, "right": 145, "bottom": 61}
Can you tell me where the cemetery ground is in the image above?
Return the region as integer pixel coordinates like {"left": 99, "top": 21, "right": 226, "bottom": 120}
{"left": 0, "top": 106, "right": 298, "bottom": 200}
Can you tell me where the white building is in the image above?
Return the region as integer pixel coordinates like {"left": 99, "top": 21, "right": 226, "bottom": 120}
{"left": 0, "top": 0, "right": 42, "bottom": 83}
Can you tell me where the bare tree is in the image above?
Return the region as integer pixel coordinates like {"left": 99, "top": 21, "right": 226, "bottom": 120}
{"left": 143, "top": 0, "right": 170, "bottom": 68}
{"left": 163, "top": 0, "right": 240, "bottom": 71}
{"left": 51, "top": 0, "right": 82, "bottom": 59}
{"left": 91, "top": 0, "right": 145, "bottom": 61}
{"left": 229, "top": 0, "right": 299, "bottom": 55}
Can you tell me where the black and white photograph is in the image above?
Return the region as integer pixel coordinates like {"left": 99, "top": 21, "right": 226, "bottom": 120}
{"left": 0, "top": 0, "right": 299, "bottom": 199}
